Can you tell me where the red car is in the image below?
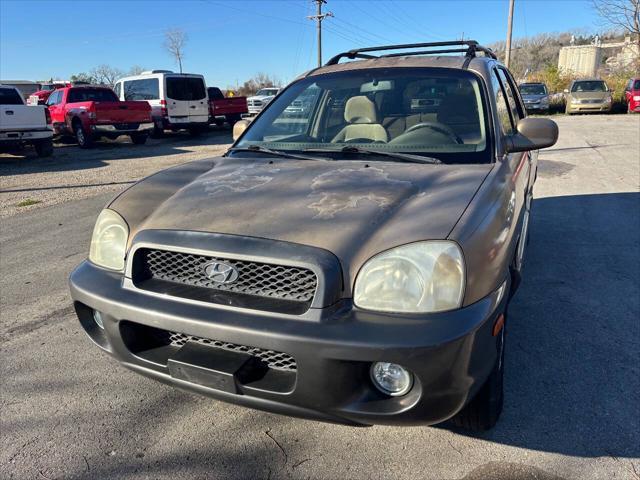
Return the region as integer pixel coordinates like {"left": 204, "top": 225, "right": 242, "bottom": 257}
{"left": 28, "top": 82, "right": 71, "bottom": 105}
{"left": 46, "top": 86, "right": 152, "bottom": 147}
{"left": 624, "top": 77, "right": 640, "bottom": 113}
{"left": 208, "top": 87, "right": 247, "bottom": 126}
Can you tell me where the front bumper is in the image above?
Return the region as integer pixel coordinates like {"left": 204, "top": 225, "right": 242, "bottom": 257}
{"left": 524, "top": 103, "right": 548, "bottom": 112}
{"left": 566, "top": 102, "right": 612, "bottom": 113}
{"left": 70, "top": 260, "right": 507, "bottom": 426}
{"left": 91, "top": 123, "right": 153, "bottom": 135}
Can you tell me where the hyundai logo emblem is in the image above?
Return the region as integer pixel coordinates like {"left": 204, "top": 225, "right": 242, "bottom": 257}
{"left": 203, "top": 261, "right": 239, "bottom": 284}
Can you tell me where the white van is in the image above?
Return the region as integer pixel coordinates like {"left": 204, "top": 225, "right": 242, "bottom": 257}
{"left": 114, "top": 71, "right": 208, "bottom": 136}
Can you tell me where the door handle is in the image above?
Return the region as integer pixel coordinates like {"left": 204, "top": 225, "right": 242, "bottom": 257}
{"left": 189, "top": 105, "right": 196, "bottom": 109}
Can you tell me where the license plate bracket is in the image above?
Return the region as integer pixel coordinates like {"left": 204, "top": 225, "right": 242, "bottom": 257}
{"left": 168, "top": 341, "right": 253, "bottom": 393}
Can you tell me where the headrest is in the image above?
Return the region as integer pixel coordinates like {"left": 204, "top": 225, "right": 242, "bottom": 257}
{"left": 344, "top": 96, "right": 378, "bottom": 124}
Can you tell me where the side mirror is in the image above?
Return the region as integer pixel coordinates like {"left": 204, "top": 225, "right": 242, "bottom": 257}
{"left": 232, "top": 119, "right": 250, "bottom": 141}
{"left": 506, "top": 117, "right": 559, "bottom": 153}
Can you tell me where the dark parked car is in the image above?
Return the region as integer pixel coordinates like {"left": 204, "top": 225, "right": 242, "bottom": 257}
{"left": 519, "top": 82, "right": 549, "bottom": 114}
{"left": 70, "top": 41, "right": 558, "bottom": 431}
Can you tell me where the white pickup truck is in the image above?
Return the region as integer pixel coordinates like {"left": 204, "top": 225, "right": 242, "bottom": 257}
{"left": 0, "top": 84, "right": 54, "bottom": 157}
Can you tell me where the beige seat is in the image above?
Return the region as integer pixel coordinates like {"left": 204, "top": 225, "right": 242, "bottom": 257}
{"left": 331, "top": 96, "right": 388, "bottom": 143}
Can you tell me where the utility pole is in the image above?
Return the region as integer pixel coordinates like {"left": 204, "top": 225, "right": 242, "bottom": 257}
{"left": 505, "top": 0, "right": 515, "bottom": 68}
{"left": 307, "top": 0, "right": 333, "bottom": 67}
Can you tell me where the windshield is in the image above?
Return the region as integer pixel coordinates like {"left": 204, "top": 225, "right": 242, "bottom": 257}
{"left": 634, "top": 80, "right": 640, "bottom": 90}
{"left": 571, "top": 81, "right": 607, "bottom": 92}
{"left": 256, "top": 89, "right": 278, "bottom": 96}
{"left": 236, "top": 68, "right": 489, "bottom": 164}
{"left": 520, "top": 84, "right": 547, "bottom": 95}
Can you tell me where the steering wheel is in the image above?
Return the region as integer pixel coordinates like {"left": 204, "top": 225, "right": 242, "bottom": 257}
{"left": 403, "top": 122, "right": 463, "bottom": 144}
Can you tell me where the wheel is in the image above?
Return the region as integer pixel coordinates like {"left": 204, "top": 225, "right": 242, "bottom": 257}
{"left": 451, "top": 317, "right": 506, "bottom": 431}
{"left": 74, "top": 122, "right": 93, "bottom": 148}
{"left": 130, "top": 133, "right": 148, "bottom": 145}
{"left": 226, "top": 114, "right": 241, "bottom": 126}
{"left": 34, "top": 138, "right": 53, "bottom": 157}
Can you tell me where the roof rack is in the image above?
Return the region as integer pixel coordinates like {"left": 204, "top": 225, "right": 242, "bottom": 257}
{"left": 325, "top": 40, "right": 497, "bottom": 66}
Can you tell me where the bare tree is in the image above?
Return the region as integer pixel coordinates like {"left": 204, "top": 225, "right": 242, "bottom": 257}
{"left": 237, "top": 73, "right": 281, "bottom": 96}
{"left": 90, "top": 64, "right": 124, "bottom": 86}
{"left": 128, "top": 65, "right": 146, "bottom": 76}
{"left": 164, "top": 28, "right": 187, "bottom": 73}
{"left": 593, "top": 0, "right": 640, "bottom": 55}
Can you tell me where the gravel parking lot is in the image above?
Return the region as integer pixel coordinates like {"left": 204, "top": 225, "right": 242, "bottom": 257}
{"left": 1, "top": 115, "right": 639, "bottom": 479}
{"left": 0, "top": 129, "right": 232, "bottom": 218}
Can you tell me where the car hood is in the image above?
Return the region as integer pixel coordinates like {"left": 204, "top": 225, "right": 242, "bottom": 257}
{"left": 248, "top": 95, "right": 275, "bottom": 102}
{"left": 112, "top": 157, "right": 492, "bottom": 291}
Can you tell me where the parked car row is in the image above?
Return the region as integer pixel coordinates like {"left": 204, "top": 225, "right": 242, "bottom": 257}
{"left": 518, "top": 77, "right": 640, "bottom": 115}
{"left": 2, "top": 70, "right": 259, "bottom": 154}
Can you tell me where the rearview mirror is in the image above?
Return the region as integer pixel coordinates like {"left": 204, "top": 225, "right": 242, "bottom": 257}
{"left": 232, "top": 119, "right": 250, "bottom": 141}
{"left": 506, "top": 117, "right": 558, "bottom": 153}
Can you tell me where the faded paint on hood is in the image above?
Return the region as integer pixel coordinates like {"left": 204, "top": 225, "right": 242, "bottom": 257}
{"left": 110, "top": 157, "right": 492, "bottom": 294}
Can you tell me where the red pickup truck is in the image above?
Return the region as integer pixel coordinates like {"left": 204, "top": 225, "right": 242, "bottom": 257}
{"left": 46, "top": 86, "right": 152, "bottom": 147}
{"left": 208, "top": 87, "right": 247, "bottom": 126}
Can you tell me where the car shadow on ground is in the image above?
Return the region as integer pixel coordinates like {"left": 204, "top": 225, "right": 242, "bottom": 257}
{"left": 451, "top": 191, "right": 639, "bottom": 459}
{"left": 0, "top": 127, "right": 233, "bottom": 176}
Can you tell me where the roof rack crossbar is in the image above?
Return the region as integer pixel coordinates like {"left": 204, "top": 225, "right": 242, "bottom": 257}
{"left": 325, "top": 40, "right": 497, "bottom": 66}
{"left": 380, "top": 48, "right": 470, "bottom": 58}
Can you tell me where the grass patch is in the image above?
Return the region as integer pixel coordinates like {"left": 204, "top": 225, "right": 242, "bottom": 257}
{"left": 15, "top": 199, "right": 42, "bottom": 207}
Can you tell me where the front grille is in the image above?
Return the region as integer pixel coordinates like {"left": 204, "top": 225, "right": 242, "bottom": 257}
{"left": 131, "top": 248, "right": 318, "bottom": 314}
{"left": 167, "top": 331, "right": 297, "bottom": 371}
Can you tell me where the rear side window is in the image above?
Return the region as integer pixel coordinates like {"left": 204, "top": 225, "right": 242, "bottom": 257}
{"left": 166, "top": 77, "right": 206, "bottom": 101}
{"left": 208, "top": 87, "right": 224, "bottom": 100}
{"left": 0, "top": 88, "right": 24, "bottom": 105}
{"left": 68, "top": 88, "right": 118, "bottom": 103}
{"left": 123, "top": 78, "right": 160, "bottom": 100}
{"left": 490, "top": 71, "right": 514, "bottom": 135}
{"left": 497, "top": 68, "right": 523, "bottom": 122}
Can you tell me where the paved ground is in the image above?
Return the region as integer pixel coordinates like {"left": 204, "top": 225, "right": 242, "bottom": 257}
{"left": 1, "top": 115, "right": 639, "bottom": 479}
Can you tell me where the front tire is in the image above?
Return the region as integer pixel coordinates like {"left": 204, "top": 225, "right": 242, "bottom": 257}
{"left": 451, "top": 320, "right": 505, "bottom": 431}
{"left": 74, "top": 122, "right": 93, "bottom": 148}
{"left": 34, "top": 138, "right": 54, "bottom": 157}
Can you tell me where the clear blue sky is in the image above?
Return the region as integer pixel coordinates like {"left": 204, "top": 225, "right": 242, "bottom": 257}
{"left": 1, "top": 0, "right": 599, "bottom": 88}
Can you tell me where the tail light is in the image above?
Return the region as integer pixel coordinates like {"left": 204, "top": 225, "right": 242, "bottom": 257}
{"left": 160, "top": 99, "right": 168, "bottom": 117}
{"left": 44, "top": 108, "right": 51, "bottom": 125}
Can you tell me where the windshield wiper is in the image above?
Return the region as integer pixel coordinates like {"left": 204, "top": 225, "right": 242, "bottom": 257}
{"left": 304, "top": 146, "right": 442, "bottom": 164}
{"left": 227, "top": 145, "right": 326, "bottom": 162}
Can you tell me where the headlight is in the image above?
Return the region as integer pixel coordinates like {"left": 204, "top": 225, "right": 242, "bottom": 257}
{"left": 540, "top": 97, "right": 549, "bottom": 105}
{"left": 89, "top": 209, "right": 129, "bottom": 271}
{"left": 571, "top": 98, "right": 581, "bottom": 104}
{"left": 353, "top": 241, "right": 465, "bottom": 313}
{"left": 633, "top": 95, "right": 640, "bottom": 101}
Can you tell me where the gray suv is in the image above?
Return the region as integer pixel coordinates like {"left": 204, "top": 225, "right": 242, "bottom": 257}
{"left": 70, "top": 41, "right": 558, "bottom": 431}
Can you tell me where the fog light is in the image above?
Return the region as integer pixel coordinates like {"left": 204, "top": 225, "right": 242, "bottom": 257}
{"left": 370, "top": 362, "right": 413, "bottom": 396}
{"left": 93, "top": 310, "right": 104, "bottom": 329}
